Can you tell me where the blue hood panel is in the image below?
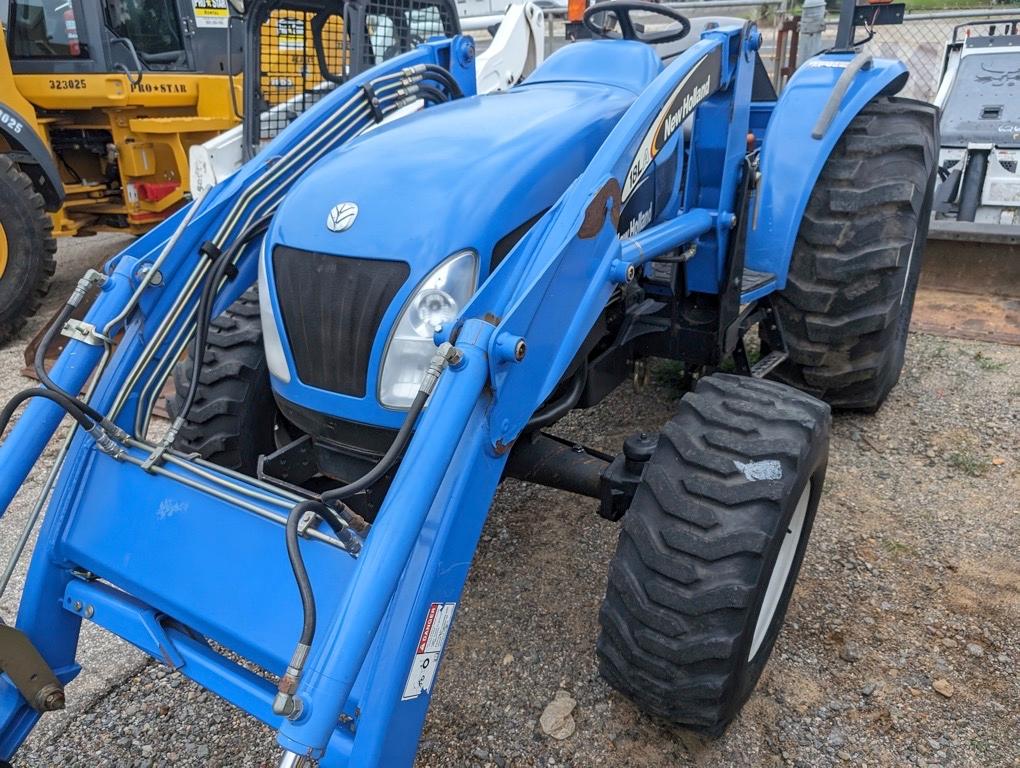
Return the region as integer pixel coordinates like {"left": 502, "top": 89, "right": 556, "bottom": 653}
{"left": 265, "top": 41, "right": 662, "bottom": 426}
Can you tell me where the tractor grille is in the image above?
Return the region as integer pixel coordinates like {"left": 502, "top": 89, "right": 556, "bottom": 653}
{"left": 272, "top": 246, "right": 409, "bottom": 397}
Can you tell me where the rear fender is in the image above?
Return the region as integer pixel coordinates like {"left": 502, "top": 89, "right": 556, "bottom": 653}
{"left": 744, "top": 53, "right": 909, "bottom": 286}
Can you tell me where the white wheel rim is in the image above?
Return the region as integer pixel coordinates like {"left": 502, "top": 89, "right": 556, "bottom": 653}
{"left": 748, "top": 481, "right": 811, "bottom": 661}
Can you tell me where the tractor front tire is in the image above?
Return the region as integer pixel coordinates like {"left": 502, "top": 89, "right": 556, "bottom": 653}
{"left": 597, "top": 374, "right": 830, "bottom": 736}
{"left": 167, "top": 288, "right": 277, "bottom": 474}
{"left": 771, "top": 97, "right": 938, "bottom": 411}
{"left": 0, "top": 156, "right": 56, "bottom": 346}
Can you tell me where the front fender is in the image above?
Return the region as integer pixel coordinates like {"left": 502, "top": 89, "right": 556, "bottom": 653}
{"left": 744, "top": 53, "right": 909, "bottom": 285}
{"left": 0, "top": 101, "right": 65, "bottom": 211}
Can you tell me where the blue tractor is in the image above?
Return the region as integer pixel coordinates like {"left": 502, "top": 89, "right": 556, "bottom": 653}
{"left": 0, "top": 0, "right": 936, "bottom": 764}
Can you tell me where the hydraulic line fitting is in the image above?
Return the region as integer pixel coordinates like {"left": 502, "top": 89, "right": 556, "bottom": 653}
{"left": 68, "top": 269, "right": 108, "bottom": 308}
{"left": 273, "top": 642, "right": 310, "bottom": 719}
{"left": 141, "top": 416, "right": 185, "bottom": 472}
{"left": 297, "top": 506, "right": 364, "bottom": 556}
{"left": 87, "top": 425, "right": 125, "bottom": 460}
{"left": 419, "top": 342, "right": 463, "bottom": 396}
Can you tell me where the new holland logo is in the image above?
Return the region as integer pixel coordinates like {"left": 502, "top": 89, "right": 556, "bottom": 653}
{"left": 621, "top": 47, "right": 721, "bottom": 204}
{"left": 326, "top": 202, "right": 358, "bottom": 232}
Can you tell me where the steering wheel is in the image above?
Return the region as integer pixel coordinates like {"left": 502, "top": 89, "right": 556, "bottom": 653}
{"left": 583, "top": 1, "right": 691, "bottom": 45}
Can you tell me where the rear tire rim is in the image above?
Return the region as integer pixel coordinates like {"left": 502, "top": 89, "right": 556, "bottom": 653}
{"left": 0, "top": 221, "right": 8, "bottom": 280}
{"left": 748, "top": 481, "right": 811, "bottom": 661}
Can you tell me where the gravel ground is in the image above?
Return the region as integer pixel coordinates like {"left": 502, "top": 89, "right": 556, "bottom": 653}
{"left": 4, "top": 240, "right": 1019, "bottom": 768}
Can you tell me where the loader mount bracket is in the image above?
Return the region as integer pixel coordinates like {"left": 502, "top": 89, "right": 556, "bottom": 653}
{"left": 0, "top": 625, "right": 65, "bottom": 713}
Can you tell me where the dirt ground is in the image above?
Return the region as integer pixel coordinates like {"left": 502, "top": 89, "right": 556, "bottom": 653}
{"left": 3, "top": 238, "right": 1019, "bottom": 768}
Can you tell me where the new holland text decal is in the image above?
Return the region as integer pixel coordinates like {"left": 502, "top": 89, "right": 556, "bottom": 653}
{"left": 622, "top": 47, "right": 722, "bottom": 204}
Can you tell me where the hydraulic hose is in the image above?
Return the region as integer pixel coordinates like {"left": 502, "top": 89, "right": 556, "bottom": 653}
{"left": 275, "top": 345, "right": 458, "bottom": 719}
{"left": 0, "top": 387, "right": 127, "bottom": 460}
{"left": 34, "top": 303, "right": 106, "bottom": 426}
{"left": 422, "top": 64, "right": 463, "bottom": 99}
{"left": 417, "top": 85, "right": 449, "bottom": 105}
{"left": 321, "top": 389, "right": 428, "bottom": 506}
{"left": 0, "top": 388, "right": 96, "bottom": 440}
{"left": 32, "top": 271, "right": 127, "bottom": 440}
{"left": 176, "top": 214, "right": 273, "bottom": 426}
{"left": 525, "top": 368, "right": 586, "bottom": 432}
{"left": 284, "top": 500, "right": 365, "bottom": 649}
{"left": 286, "top": 500, "right": 323, "bottom": 649}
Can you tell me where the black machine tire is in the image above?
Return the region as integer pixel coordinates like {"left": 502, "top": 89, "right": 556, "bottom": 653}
{"left": 597, "top": 373, "right": 830, "bottom": 736}
{"left": 167, "top": 288, "right": 277, "bottom": 474}
{"left": 771, "top": 97, "right": 938, "bottom": 412}
{"left": 0, "top": 155, "right": 56, "bottom": 345}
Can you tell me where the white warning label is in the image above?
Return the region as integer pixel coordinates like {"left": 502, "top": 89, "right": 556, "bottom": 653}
{"left": 192, "top": 0, "right": 229, "bottom": 28}
{"left": 402, "top": 602, "right": 456, "bottom": 700}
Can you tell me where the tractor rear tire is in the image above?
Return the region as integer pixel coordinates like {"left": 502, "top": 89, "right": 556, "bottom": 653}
{"left": 0, "top": 156, "right": 56, "bottom": 346}
{"left": 770, "top": 97, "right": 938, "bottom": 411}
{"left": 167, "top": 288, "right": 277, "bottom": 474}
{"left": 597, "top": 373, "right": 830, "bottom": 736}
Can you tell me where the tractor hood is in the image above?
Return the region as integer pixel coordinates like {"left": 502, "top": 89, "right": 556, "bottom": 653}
{"left": 268, "top": 84, "right": 634, "bottom": 267}
{"left": 260, "top": 41, "right": 662, "bottom": 431}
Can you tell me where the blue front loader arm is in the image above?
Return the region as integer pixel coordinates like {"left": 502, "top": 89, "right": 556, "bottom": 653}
{"left": 0, "top": 37, "right": 477, "bottom": 764}
{"left": 0, "top": 23, "right": 867, "bottom": 768}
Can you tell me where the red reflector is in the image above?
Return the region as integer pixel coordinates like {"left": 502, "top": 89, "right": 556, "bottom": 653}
{"left": 136, "top": 181, "right": 179, "bottom": 202}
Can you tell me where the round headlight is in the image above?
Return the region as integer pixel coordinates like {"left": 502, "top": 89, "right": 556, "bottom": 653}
{"left": 411, "top": 288, "right": 457, "bottom": 336}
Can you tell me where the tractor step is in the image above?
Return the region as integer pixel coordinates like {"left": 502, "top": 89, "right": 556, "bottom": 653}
{"left": 740, "top": 268, "right": 777, "bottom": 301}
{"left": 751, "top": 350, "right": 787, "bottom": 378}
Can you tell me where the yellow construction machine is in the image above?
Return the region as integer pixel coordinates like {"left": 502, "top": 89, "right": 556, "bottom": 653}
{"left": 0, "top": 0, "right": 247, "bottom": 343}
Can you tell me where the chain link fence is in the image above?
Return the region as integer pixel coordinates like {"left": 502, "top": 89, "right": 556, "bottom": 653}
{"left": 469, "top": 1, "right": 792, "bottom": 77}
{"left": 468, "top": 1, "right": 1016, "bottom": 100}
{"left": 819, "top": 7, "right": 1019, "bottom": 100}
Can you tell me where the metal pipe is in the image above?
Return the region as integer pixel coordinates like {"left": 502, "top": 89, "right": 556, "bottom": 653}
{"left": 110, "top": 95, "right": 384, "bottom": 423}
{"left": 833, "top": 0, "right": 858, "bottom": 50}
{"left": 619, "top": 208, "right": 715, "bottom": 266}
{"left": 277, "top": 320, "right": 493, "bottom": 757}
{"left": 126, "top": 438, "right": 302, "bottom": 508}
{"left": 538, "top": 0, "right": 784, "bottom": 14}
{"left": 117, "top": 452, "right": 350, "bottom": 552}
{"left": 123, "top": 92, "right": 401, "bottom": 430}
{"left": 892, "top": 8, "right": 1020, "bottom": 21}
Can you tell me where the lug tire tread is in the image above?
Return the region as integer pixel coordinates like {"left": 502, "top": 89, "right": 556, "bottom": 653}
{"left": 597, "top": 374, "right": 830, "bottom": 735}
{"left": 770, "top": 97, "right": 939, "bottom": 411}
{"left": 0, "top": 156, "right": 57, "bottom": 345}
{"left": 167, "top": 288, "right": 276, "bottom": 473}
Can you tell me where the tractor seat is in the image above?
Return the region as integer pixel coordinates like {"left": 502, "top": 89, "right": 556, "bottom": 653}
{"left": 522, "top": 40, "right": 663, "bottom": 95}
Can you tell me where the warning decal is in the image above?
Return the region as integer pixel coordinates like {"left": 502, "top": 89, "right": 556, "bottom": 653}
{"left": 402, "top": 602, "right": 456, "bottom": 701}
{"left": 193, "top": 0, "right": 229, "bottom": 28}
